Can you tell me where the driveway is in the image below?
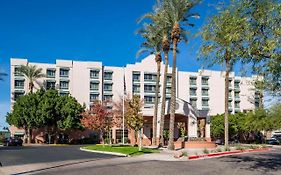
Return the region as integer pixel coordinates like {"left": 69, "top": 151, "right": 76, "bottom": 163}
{"left": 0, "top": 145, "right": 117, "bottom": 174}
{"left": 33, "top": 148, "right": 281, "bottom": 175}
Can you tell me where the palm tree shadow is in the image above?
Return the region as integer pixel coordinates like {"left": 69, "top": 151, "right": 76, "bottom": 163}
{"left": 217, "top": 151, "right": 281, "bottom": 172}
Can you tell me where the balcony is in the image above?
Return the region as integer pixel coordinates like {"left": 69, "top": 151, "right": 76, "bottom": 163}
{"left": 234, "top": 96, "right": 240, "bottom": 101}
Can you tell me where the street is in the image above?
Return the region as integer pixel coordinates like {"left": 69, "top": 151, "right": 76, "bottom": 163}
{"left": 1, "top": 145, "right": 281, "bottom": 175}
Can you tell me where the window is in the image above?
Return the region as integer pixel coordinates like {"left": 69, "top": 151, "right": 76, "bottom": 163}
{"left": 234, "top": 92, "right": 239, "bottom": 98}
{"left": 60, "top": 81, "right": 69, "bottom": 89}
{"left": 14, "top": 80, "right": 24, "bottom": 89}
{"left": 90, "top": 94, "right": 99, "bottom": 102}
{"left": 104, "top": 83, "right": 112, "bottom": 91}
{"left": 255, "top": 101, "right": 260, "bottom": 108}
{"left": 235, "top": 102, "right": 240, "bottom": 108}
{"left": 90, "top": 82, "right": 99, "bottom": 91}
{"left": 104, "top": 71, "right": 113, "bottom": 80}
{"left": 166, "top": 87, "right": 171, "bottom": 94}
{"left": 133, "top": 72, "right": 140, "bottom": 82}
{"left": 201, "top": 77, "right": 209, "bottom": 85}
{"left": 60, "top": 68, "right": 69, "bottom": 77}
{"left": 14, "top": 92, "right": 24, "bottom": 101}
{"left": 14, "top": 67, "right": 23, "bottom": 76}
{"left": 59, "top": 92, "right": 69, "bottom": 96}
{"left": 46, "top": 69, "right": 56, "bottom": 78}
{"left": 234, "top": 81, "right": 240, "bottom": 88}
{"left": 144, "top": 73, "right": 156, "bottom": 82}
{"left": 190, "top": 99, "right": 197, "bottom": 108}
{"left": 228, "top": 101, "right": 232, "bottom": 107}
{"left": 228, "top": 91, "right": 232, "bottom": 97}
{"left": 202, "top": 89, "right": 208, "bottom": 96}
{"left": 103, "top": 95, "right": 113, "bottom": 101}
{"left": 144, "top": 84, "right": 156, "bottom": 93}
{"left": 202, "top": 99, "right": 209, "bottom": 107}
{"left": 189, "top": 77, "right": 197, "bottom": 85}
{"left": 46, "top": 81, "right": 56, "bottom": 89}
{"left": 167, "top": 74, "right": 172, "bottom": 84}
{"left": 190, "top": 88, "right": 197, "bottom": 96}
{"left": 228, "top": 79, "right": 232, "bottom": 87}
{"left": 115, "top": 129, "right": 128, "bottom": 143}
{"left": 144, "top": 96, "right": 155, "bottom": 104}
{"left": 133, "top": 85, "right": 140, "bottom": 93}
{"left": 90, "top": 70, "right": 99, "bottom": 79}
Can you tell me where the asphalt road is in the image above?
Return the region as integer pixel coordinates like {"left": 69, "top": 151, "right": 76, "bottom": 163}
{"left": 1, "top": 145, "right": 281, "bottom": 175}
{"left": 34, "top": 148, "right": 281, "bottom": 175}
{"left": 0, "top": 145, "right": 116, "bottom": 167}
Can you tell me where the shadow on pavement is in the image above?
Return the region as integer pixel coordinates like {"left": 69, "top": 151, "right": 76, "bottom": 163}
{"left": 0, "top": 145, "right": 117, "bottom": 167}
{"left": 218, "top": 151, "right": 281, "bottom": 172}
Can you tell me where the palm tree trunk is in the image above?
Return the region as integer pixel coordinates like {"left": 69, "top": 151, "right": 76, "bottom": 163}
{"left": 224, "top": 49, "right": 230, "bottom": 147}
{"left": 168, "top": 39, "right": 178, "bottom": 150}
{"left": 29, "top": 82, "right": 34, "bottom": 93}
{"left": 152, "top": 57, "right": 161, "bottom": 145}
{"left": 159, "top": 51, "right": 169, "bottom": 146}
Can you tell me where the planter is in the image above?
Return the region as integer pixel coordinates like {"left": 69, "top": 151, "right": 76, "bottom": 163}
{"left": 185, "top": 141, "right": 216, "bottom": 148}
{"left": 188, "top": 148, "right": 272, "bottom": 160}
{"left": 174, "top": 140, "right": 185, "bottom": 149}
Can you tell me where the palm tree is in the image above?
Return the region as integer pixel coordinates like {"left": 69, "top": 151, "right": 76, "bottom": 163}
{"left": 162, "top": 0, "right": 199, "bottom": 150}
{"left": 18, "top": 64, "right": 45, "bottom": 144}
{"left": 137, "top": 20, "right": 162, "bottom": 146}
{"left": 200, "top": 5, "right": 248, "bottom": 146}
{"left": 18, "top": 65, "right": 45, "bottom": 93}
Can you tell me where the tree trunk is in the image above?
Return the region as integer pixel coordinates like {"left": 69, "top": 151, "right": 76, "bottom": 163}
{"left": 134, "top": 130, "right": 138, "bottom": 146}
{"left": 159, "top": 51, "right": 169, "bottom": 147}
{"left": 152, "top": 54, "right": 161, "bottom": 146}
{"left": 27, "top": 128, "right": 32, "bottom": 144}
{"left": 224, "top": 49, "right": 230, "bottom": 147}
{"left": 29, "top": 82, "right": 34, "bottom": 93}
{"left": 167, "top": 38, "right": 178, "bottom": 150}
{"left": 139, "top": 129, "right": 142, "bottom": 151}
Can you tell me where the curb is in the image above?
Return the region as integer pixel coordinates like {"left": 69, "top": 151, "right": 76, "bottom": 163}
{"left": 79, "top": 147, "right": 129, "bottom": 157}
{"left": 188, "top": 148, "right": 272, "bottom": 160}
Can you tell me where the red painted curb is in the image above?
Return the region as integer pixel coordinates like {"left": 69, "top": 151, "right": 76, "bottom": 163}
{"left": 188, "top": 148, "right": 272, "bottom": 160}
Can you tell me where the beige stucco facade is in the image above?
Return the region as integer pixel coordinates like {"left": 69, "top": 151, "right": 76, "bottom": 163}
{"left": 10, "top": 55, "right": 259, "bottom": 143}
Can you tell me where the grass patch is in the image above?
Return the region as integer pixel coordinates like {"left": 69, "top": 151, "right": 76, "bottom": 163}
{"left": 83, "top": 144, "right": 159, "bottom": 156}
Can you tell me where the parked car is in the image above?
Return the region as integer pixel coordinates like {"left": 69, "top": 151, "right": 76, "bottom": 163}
{"left": 4, "top": 137, "right": 23, "bottom": 146}
{"left": 266, "top": 138, "right": 280, "bottom": 145}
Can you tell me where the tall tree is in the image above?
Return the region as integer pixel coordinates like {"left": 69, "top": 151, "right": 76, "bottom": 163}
{"left": 163, "top": 0, "right": 199, "bottom": 150}
{"left": 239, "top": 0, "right": 281, "bottom": 96}
{"left": 200, "top": 2, "right": 248, "bottom": 146}
{"left": 81, "top": 100, "right": 113, "bottom": 144}
{"left": 18, "top": 64, "right": 45, "bottom": 93}
{"left": 6, "top": 90, "right": 44, "bottom": 143}
{"left": 137, "top": 6, "right": 163, "bottom": 145}
{"left": 140, "top": 3, "right": 173, "bottom": 147}
{"left": 125, "top": 95, "right": 144, "bottom": 151}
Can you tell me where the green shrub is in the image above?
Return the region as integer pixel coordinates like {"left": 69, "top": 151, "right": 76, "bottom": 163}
{"left": 249, "top": 145, "right": 258, "bottom": 149}
{"left": 235, "top": 145, "right": 245, "bottom": 151}
{"left": 224, "top": 146, "right": 231, "bottom": 151}
{"left": 216, "top": 147, "right": 222, "bottom": 152}
{"left": 203, "top": 148, "right": 209, "bottom": 154}
{"left": 182, "top": 151, "right": 188, "bottom": 157}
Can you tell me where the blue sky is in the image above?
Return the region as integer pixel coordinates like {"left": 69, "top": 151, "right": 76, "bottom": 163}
{"left": 0, "top": 0, "right": 230, "bottom": 127}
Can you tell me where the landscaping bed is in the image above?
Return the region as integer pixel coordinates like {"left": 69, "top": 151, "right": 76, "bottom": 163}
{"left": 82, "top": 144, "right": 160, "bottom": 156}
{"left": 174, "top": 144, "right": 272, "bottom": 160}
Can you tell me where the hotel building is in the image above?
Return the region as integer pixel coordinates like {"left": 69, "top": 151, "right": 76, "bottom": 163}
{"left": 10, "top": 55, "right": 260, "bottom": 145}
